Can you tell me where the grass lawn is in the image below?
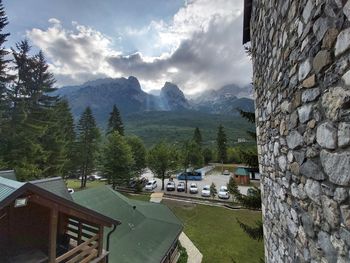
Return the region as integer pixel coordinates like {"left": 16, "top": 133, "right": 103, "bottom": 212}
{"left": 66, "top": 179, "right": 107, "bottom": 191}
{"left": 122, "top": 193, "right": 151, "bottom": 202}
{"left": 163, "top": 199, "right": 264, "bottom": 263}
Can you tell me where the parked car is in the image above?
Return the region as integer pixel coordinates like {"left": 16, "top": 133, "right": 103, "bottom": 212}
{"left": 145, "top": 180, "right": 157, "bottom": 191}
{"left": 218, "top": 186, "right": 230, "bottom": 199}
{"left": 67, "top": 188, "right": 74, "bottom": 194}
{"left": 177, "top": 181, "right": 185, "bottom": 192}
{"left": 201, "top": 185, "right": 210, "bottom": 197}
{"left": 90, "top": 173, "right": 103, "bottom": 180}
{"left": 189, "top": 183, "right": 198, "bottom": 194}
{"left": 166, "top": 181, "right": 176, "bottom": 191}
{"left": 223, "top": 170, "right": 230, "bottom": 175}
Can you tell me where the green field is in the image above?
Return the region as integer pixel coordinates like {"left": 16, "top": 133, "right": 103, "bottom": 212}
{"left": 124, "top": 110, "right": 255, "bottom": 147}
{"left": 66, "top": 179, "right": 106, "bottom": 191}
{"left": 163, "top": 200, "right": 264, "bottom": 263}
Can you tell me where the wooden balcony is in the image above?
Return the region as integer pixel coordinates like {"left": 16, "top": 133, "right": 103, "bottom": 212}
{"left": 54, "top": 218, "right": 107, "bottom": 263}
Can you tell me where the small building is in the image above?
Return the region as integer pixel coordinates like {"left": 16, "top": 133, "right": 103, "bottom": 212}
{"left": 233, "top": 167, "right": 250, "bottom": 185}
{"left": 0, "top": 176, "right": 120, "bottom": 263}
{"left": 73, "top": 186, "right": 183, "bottom": 263}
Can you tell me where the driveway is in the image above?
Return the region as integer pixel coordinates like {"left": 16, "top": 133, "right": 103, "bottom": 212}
{"left": 141, "top": 168, "right": 253, "bottom": 202}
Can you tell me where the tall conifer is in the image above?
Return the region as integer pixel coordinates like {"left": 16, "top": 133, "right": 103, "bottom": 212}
{"left": 107, "top": 105, "right": 124, "bottom": 135}
{"left": 76, "top": 107, "right": 100, "bottom": 188}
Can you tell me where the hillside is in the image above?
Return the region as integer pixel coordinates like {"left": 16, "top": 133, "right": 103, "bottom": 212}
{"left": 124, "top": 110, "right": 255, "bottom": 147}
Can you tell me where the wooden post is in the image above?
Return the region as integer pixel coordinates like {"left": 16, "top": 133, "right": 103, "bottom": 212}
{"left": 78, "top": 221, "right": 82, "bottom": 244}
{"left": 48, "top": 207, "right": 58, "bottom": 263}
{"left": 98, "top": 226, "right": 104, "bottom": 256}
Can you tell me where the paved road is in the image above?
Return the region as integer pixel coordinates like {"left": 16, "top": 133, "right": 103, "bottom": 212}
{"left": 141, "top": 168, "right": 252, "bottom": 202}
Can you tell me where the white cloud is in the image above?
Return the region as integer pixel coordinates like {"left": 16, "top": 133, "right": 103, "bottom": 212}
{"left": 26, "top": 0, "right": 251, "bottom": 93}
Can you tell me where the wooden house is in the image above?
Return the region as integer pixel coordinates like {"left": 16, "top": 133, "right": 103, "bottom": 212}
{"left": 0, "top": 177, "right": 120, "bottom": 263}
{"left": 233, "top": 167, "right": 250, "bottom": 185}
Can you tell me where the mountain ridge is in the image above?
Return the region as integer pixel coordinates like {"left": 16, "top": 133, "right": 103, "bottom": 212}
{"left": 55, "top": 76, "right": 255, "bottom": 126}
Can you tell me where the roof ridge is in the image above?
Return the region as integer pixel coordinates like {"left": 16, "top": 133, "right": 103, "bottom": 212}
{"left": 29, "top": 176, "right": 63, "bottom": 184}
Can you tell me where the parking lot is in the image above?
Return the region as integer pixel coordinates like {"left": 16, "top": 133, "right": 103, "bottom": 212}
{"left": 141, "top": 168, "right": 252, "bottom": 202}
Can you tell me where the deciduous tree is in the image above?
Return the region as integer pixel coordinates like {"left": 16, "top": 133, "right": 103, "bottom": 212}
{"left": 147, "top": 141, "right": 178, "bottom": 190}
{"left": 126, "top": 135, "right": 147, "bottom": 176}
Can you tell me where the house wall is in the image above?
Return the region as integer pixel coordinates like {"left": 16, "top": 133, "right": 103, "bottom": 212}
{"left": 250, "top": 0, "right": 350, "bottom": 262}
{"left": 9, "top": 201, "right": 50, "bottom": 252}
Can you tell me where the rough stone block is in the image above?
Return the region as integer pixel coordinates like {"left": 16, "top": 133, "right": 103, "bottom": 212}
{"left": 300, "top": 159, "right": 325, "bottom": 180}
{"left": 322, "top": 87, "right": 350, "bottom": 121}
{"left": 287, "top": 130, "right": 304, "bottom": 149}
{"left": 320, "top": 150, "right": 350, "bottom": 186}
{"left": 299, "top": 59, "right": 312, "bottom": 81}
{"left": 338, "top": 122, "right": 350, "bottom": 147}
{"left": 298, "top": 104, "right": 313, "bottom": 123}
{"left": 335, "top": 28, "right": 350, "bottom": 56}
{"left": 305, "top": 179, "right": 321, "bottom": 204}
{"left": 302, "top": 74, "right": 316, "bottom": 88}
{"left": 322, "top": 196, "right": 340, "bottom": 229}
{"left": 302, "top": 88, "right": 320, "bottom": 102}
{"left": 316, "top": 122, "right": 337, "bottom": 149}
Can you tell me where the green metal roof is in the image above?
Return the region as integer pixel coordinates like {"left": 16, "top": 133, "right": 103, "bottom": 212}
{"left": 73, "top": 187, "right": 183, "bottom": 263}
{"left": 235, "top": 167, "right": 250, "bottom": 176}
{"left": 0, "top": 177, "right": 25, "bottom": 202}
{"left": 0, "top": 170, "right": 17, "bottom": 181}
{"left": 30, "top": 177, "right": 73, "bottom": 201}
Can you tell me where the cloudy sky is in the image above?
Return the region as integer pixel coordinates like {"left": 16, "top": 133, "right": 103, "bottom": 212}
{"left": 4, "top": 0, "right": 251, "bottom": 94}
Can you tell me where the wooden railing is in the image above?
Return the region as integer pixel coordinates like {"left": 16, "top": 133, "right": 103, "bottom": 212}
{"left": 55, "top": 218, "right": 104, "bottom": 263}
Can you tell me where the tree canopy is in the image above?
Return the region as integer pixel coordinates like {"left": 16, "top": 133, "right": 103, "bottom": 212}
{"left": 101, "top": 131, "right": 134, "bottom": 188}
{"left": 107, "top": 105, "right": 124, "bottom": 136}
{"left": 147, "top": 141, "right": 178, "bottom": 190}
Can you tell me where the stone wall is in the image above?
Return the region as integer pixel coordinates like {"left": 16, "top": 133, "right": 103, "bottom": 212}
{"left": 250, "top": 0, "right": 350, "bottom": 262}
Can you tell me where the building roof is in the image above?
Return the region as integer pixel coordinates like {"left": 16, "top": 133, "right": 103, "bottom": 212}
{"left": 73, "top": 186, "right": 183, "bottom": 263}
{"left": 0, "top": 177, "right": 120, "bottom": 227}
{"left": 0, "top": 177, "right": 24, "bottom": 202}
{"left": 0, "top": 170, "right": 17, "bottom": 181}
{"left": 30, "top": 177, "right": 73, "bottom": 201}
{"left": 243, "top": 0, "right": 252, "bottom": 44}
{"left": 235, "top": 167, "right": 250, "bottom": 176}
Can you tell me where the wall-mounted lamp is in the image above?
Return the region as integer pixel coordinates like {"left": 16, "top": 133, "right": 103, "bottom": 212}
{"left": 14, "top": 197, "right": 28, "bottom": 208}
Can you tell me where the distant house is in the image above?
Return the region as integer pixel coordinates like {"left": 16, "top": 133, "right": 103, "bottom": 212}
{"left": 0, "top": 176, "right": 119, "bottom": 263}
{"left": 233, "top": 167, "right": 250, "bottom": 185}
{"left": 73, "top": 186, "right": 183, "bottom": 263}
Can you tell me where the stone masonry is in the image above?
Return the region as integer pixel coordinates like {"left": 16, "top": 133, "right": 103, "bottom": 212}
{"left": 250, "top": 0, "right": 350, "bottom": 262}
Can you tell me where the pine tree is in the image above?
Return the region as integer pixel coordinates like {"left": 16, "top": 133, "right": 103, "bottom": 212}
{"left": 101, "top": 131, "right": 134, "bottom": 189}
{"left": 0, "top": 0, "right": 12, "bottom": 167}
{"left": 202, "top": 147, "right": 213, "bottom": 164}
{"left": 5, "top": 41, "right": 58, "bottom": 180}
{"left": 237, "top": 109, "right": 259, "bottom": 170}
{"left": 216, "top": 125, "right": 228, "bottom": 163}
{"left": 107, "top": 105, "right": 124, "bottom": 135}
{"left": 76, "top": 107, "right": 100, "bottom": 188}
{"left": 126, "top": 136, "right": 147, "bottom": 177}
{"left": 41, "top": 100, "right": 76, "bottom": 178}
{"left": 192, "top": 127, "right": 202, "bottom": 146}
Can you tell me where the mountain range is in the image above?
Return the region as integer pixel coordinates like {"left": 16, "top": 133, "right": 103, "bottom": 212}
{"left": 55, "top": 76, "right": 254, "bottom": 125}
